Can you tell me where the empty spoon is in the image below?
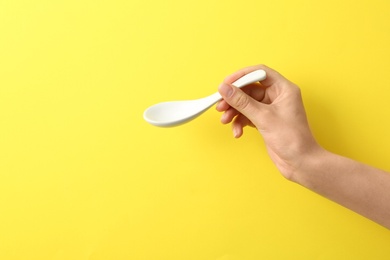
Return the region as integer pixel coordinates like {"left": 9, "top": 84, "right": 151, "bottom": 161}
{"left": 143, "top": 69, "right": 266, "bottom": 127}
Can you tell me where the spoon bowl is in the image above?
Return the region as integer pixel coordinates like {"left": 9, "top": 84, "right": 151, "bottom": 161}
{"left": 143, "top": 70, "right": 266, "bottom": 127}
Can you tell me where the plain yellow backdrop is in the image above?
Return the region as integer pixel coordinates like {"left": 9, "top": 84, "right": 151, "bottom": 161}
{"left": 1, "top": 0, "right": 390, "bottom": 259}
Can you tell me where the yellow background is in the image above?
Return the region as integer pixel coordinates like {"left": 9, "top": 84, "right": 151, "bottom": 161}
{"left": 1, "top": 0, "right": 390, "bottom": 259}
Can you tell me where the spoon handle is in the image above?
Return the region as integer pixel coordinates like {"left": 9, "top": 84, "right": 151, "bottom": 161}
{"left": 231, "top": 69, "right": 266, "bottom": 88}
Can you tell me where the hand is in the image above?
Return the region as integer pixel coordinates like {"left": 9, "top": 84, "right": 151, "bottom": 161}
{"left": 217, "top": 64, "right": 322, "bottom": 180}
{"left": 217, "top": 65, "right": 390, "bottom": 228}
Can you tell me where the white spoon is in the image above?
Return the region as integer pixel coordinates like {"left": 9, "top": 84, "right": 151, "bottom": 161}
{"left": 143, "top": 69, "right": 266, "bottom": 127}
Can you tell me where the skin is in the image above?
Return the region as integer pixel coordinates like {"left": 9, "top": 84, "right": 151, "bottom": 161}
{"left": 217, "top": 64, "right": 390, "bottom": 229}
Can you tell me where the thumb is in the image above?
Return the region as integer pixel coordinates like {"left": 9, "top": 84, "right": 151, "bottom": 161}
{"left": 218, "top": 83, "right": 261, "bottom": 121}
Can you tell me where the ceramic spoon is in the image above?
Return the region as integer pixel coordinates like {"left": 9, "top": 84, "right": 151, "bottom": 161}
{"left": 143, "top": 69, "right": 266, "bottom": 127}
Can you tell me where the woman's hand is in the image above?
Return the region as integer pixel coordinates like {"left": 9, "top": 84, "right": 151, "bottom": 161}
{"left": 217, "top": 64, "right": 322, "bottom": 180}
{"left": 217, "top": 64, "right": 390, "bottom": 229}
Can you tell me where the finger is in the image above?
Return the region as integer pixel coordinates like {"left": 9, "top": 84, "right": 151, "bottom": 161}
{"left": 216, "top": 99, "right": 231, "bottom": 112}
{"left": 221, "top": 107, "right": 239, "bottom": 124}
{"left": 217, "top": 83, "right": 266, "bottom": 112}
{"left": 232, "top": 114, "right": 253, "bottom": 138}
{"left": 241, "top": 83, "right": 268, "bottom": 103}
{"left": 219, "top": 84, "right": 264, "bottom": 106}
{"left": 218, "top": 82, "right": 263, "bottom": 123}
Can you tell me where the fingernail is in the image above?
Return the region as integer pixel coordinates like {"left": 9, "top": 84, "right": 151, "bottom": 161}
{"left": 233, "top": 127, "right": 239, "bottom": 138}
{"left": 215, "top": 101, "right": 221, "bottom": 110}
{"left": 218, "top": 83, "right": 233, "bottom": 98}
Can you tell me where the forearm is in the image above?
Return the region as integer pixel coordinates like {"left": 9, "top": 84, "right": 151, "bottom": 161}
{"left": 292, "top": 148, "right": 390, "bottom": 229}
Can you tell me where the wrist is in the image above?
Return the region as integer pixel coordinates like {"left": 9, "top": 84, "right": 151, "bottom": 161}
{"left": 289, "top": 145, "right": 330, "bottom": 186}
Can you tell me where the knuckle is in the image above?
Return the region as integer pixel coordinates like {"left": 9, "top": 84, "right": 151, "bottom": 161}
{"left": 233, "top": 93, "right": 250, "bottom": 111}
{"left": 291, "top": 85, "right": 302, "bottom": 97}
